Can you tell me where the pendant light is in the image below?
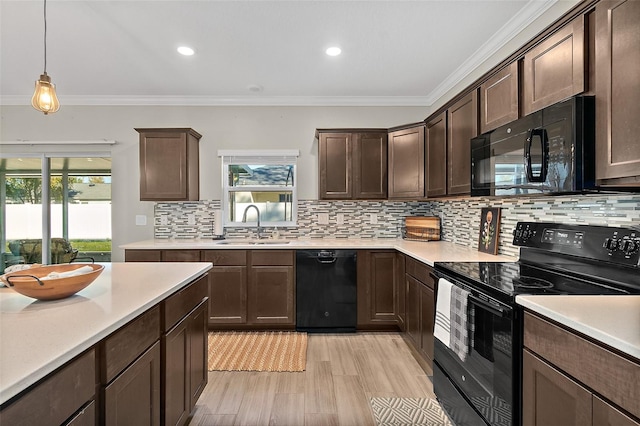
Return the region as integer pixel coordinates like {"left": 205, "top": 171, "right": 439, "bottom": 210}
{"left": 31, "top": 0, "right": 60, "bottom": 115}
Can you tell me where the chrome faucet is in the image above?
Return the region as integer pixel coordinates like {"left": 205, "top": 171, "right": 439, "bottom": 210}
{"left": 242, "top": 204, "right": 263, "bottom": 239}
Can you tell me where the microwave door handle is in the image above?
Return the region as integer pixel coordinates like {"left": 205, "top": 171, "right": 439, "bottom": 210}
{"left": 525, "top": 128, "right": 548, "bottom": 183}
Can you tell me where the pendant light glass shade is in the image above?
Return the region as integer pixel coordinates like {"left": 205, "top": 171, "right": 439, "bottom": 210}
{"left": 32, "top": 72, "right": 60, "bottom": 114}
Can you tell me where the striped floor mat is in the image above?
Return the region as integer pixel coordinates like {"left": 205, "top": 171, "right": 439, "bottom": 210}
{"left": 370, "top": 397, "right": 453, "bottom": 425}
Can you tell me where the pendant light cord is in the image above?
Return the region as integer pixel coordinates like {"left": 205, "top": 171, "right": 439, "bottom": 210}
{"left": 43, "top": 0, "right": 47, "bottom": 73}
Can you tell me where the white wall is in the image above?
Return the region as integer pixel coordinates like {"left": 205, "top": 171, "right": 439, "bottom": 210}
{"left": 0, "top": 105, "right": 426, "bottom": 260}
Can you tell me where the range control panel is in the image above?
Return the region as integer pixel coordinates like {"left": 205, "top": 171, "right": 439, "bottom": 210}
{"left": 513, "top": 222, "right": 640, "bottom": 267}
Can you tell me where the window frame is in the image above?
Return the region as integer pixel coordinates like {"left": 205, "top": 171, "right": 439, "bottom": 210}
{"left": 219, "top": 150, "right": 299, "bottom": 228}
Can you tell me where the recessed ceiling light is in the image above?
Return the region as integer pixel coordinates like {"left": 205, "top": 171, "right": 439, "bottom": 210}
{"left": 325, "top": 46, "right": 342, "bottom": 57}
{"left": 177, "top": 46, "right": 195, "bottom": 56}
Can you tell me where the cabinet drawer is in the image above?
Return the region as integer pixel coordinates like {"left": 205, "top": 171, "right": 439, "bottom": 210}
{"left": 125, "top": 250, "right": 161, "bottom": 262}
{"left": 251, "top": 250, "right": 294, "bottom": 266}
{"left": 0, "top": 349, "right": 96, "bottom": 426}
{"left": 163, "top": 275, "right": 208, "bottom": 332}
{"left": 202, "top": 250, "right": 247, "bottom": 266}
{"left": 405, "top": 257, "right": 433, "bottom": 288}
{"left": 102, "top": 306, "right": 160, "bottom": 384}
{"left": 524, "top": 312, "right": 640, "bottom": 419}
{"left": 162, "top": 250, "right": 201, "bottom": 262}
{"left": 65, "top": 400, "right": 96, "bottom": 426}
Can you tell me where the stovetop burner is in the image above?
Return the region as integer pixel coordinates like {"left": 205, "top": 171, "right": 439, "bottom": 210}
{"left": 513, "top": 276, "right": 554, "bottom": 290}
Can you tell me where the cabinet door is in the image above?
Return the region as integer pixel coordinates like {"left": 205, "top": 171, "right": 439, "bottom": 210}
{"left": 522, "top": 349, "right": 592, "bottom": 426}
{"left": 163, "top": 315, "right": 190, "bottom": 426}
{"left": 523, "top": 15, "right": 585, "bottom": 115}
{"left": 248, "top": 266, "right": 295, "bottom": 324}
{"left": 137, "top": 129, "right": 200, "bottom": 201}
{"left": 425, "top": 113, "right": 447, "bottom": 197}
{"left": 162, "top": 250, "right": 201, "bottom": 262}
{"left": 595, "top": 0, "right": 640, "bottom": 183}
{"left": 187, "top": 302, "right": 208, "bottom": 410}
{"left": 419, "top": 283, "right": 435, "bottom": 365}
{"left": 356, "top": 251, "right": 397, "bottom": 327}
{"left": 405, "top": 275, "right": 421, "bottom": 348}
{"left": 125, "top": 250, "right": 162, "bottom": 262}
{"left": 395, "top": 253, "right": 406, "bottom": 331}
{"left": 208, "top": 266, "right": 247, "bottom": 324}
{"left": 447, "top": 91, "right": 478, "bottom": 195}
{"left": 388, "top": 126, "right": 425, "bottom": 198}
{"left": 353, "top": 132, "right": 388, "bottom": 199}
{"left": 104, "top": 342, "right": 161, "bottom": 426}
{"left": 319, "top": 132, "right": 352, "bottom": 199}
{"left": 480, "top": 62, "right": 519, "bottom": 133}
{"left": 593, "top": 395, "right": 640, "bottom": 426}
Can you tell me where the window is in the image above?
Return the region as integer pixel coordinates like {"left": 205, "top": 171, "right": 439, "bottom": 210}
{"left": 220, "top": 150, "right": 298, "bottom": 227}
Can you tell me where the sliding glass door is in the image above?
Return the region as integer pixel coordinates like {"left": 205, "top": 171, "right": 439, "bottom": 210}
{"left": 1, "top": 155, "right": 111, "bottom": 273}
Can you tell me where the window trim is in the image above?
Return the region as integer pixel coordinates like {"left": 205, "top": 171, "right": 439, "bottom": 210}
{"left": 219, "top": 150, "right": 299, "bottom": 228}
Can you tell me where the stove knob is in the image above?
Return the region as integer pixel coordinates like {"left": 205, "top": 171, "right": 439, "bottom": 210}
{"left": 604, "top": 238, "right": 619, "bottom": 251}
{"left": 621, "top": 239, "right": 639, "bottom": 255}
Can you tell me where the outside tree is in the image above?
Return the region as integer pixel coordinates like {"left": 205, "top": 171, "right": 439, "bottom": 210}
{"left": 4, "top": 177, "right": 81, "bottom": 204}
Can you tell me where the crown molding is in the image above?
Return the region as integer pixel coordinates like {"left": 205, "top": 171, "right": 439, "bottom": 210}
{"left": 424, "top": 0, "right": 558, "bottom": 105}
{"left": 0, "top": 95, "right": 430, "bottom": 107}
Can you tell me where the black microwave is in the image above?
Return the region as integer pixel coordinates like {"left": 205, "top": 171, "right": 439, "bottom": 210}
{"left": 471, "top": 95, "right": 595, "bottom": 196}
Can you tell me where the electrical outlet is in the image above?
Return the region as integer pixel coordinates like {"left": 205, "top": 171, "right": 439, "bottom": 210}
{"left": 318, "top": 213, "right": 329, "bottom": 225}
{"left": 336, "top": 213, "right": 345, "bottom": 225}
{"left": 135, "top": 215, "right": 147, "bottom": 226}
{"left": 369, "top": 213, "right": 378, "bottom": 224}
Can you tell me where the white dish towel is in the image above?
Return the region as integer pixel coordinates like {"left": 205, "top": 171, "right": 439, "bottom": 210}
{"left": 434, "top": 277, "right": 453, "bottom": 345}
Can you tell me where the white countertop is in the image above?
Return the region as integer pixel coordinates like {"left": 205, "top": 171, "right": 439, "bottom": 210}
{"left": 120, "top": 238, "right": 517, "bottom": 266}
{"left": 516, "top": 295, "right": 640, "bottom": 360}
{"left": 0, "top": 262, "right": 212, "bottom": 405}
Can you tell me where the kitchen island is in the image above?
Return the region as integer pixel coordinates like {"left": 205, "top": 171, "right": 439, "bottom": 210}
{"left": 0, "top": 261, "right": 212, "bottom": 424}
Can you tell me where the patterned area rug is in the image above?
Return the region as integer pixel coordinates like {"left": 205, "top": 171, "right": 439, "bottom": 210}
{"left": 370, "top": 397, "right": 454, "bottom": 426}
{"left": 207, "top": 331, "right": 307, "bottom": 372}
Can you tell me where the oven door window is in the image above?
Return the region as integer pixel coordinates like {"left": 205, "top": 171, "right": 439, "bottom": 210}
{"left": 435, "top": 297, "right": 514, "bottom": 426}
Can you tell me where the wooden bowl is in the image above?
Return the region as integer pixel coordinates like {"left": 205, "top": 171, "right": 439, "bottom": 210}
{"left": 0, "top": 264, "right": 104, "bottom": 300}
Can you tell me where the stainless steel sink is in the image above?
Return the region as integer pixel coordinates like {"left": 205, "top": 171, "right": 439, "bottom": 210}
{"left": 215, "top": 240, "right": 290, "bottom": 245}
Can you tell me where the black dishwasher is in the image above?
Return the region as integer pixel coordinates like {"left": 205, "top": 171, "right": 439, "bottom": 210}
{"left": 296, "top": 250, "right": 357, "bottom": 332}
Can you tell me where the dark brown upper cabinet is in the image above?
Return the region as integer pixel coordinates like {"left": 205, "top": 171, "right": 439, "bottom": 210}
{"left": 595, "top": 0, "right": 640, "bottom": 185}
{"left": 480, "top": 62, "right": 519, "bottom": 133}
{"left": 136, "top": 128, "right": 201, "bottom": 201}
{"left": 318, "top": 130, "right": 388, "bottom": 200}
{"left": 447, "top": 90, "right": 478, "bottom": 196}
{"left": 388, "top": 124, "right": 425, "bottom": 199}
{"left": 425, "top": 114, "right": 446, "bottom": 198}
{"left": 522, "top": 15, "right": 586, "bottom": 115}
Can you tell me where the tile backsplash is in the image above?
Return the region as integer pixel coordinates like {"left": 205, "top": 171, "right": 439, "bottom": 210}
{"left": 155, "top": 193, "right": 639, "bottom": 258}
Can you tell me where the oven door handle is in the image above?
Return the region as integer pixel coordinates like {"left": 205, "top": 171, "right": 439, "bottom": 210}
{"left": 468, "top": 295, "right": 509, "bottom": 317}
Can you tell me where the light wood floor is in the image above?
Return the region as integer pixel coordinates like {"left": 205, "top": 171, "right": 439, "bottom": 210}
{"left": 190, "top": 332, "right": 436, "bottom": 426}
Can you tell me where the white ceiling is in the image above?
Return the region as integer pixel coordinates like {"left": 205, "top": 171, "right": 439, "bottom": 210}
{"left": 1, "top": 0, "right": 562, "bottom": 107}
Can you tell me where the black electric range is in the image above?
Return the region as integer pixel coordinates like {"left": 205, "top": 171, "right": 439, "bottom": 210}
{"left": 432, "top": 222, "right": 640, "bottom": 426}
{"left": 437, "top": 222, "right": 640, "bottom": 304}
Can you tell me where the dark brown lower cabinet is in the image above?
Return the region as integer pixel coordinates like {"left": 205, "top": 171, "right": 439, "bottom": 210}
{"left": 207, "top": 266, "right": 247, "bottom": 324}
{"left": 522, "top": 349, "right": 592, "bottom": 426}
{"left": 357, "top": 250, "right": 398, "bottom": 329}
{"left": 104, "top": 342, "right": 161, "bottom": 426}
{"left": 163, "top": 300, "right": 208, "bottom": 426}
{"left": 248, "top": 251, "right": 295, "bottom": 325}
{"left": 125, "top": 249, "right": 162, "bottom": 262}
{"left": 403, "top": 258, "right": 436, "bottom": 373}
{"left": 523, "top": 311, "right": 640, "bottom": 425}
{"left": 395, "top": 252, "right": 406, "bottom": 331}
{"left": 0, "top": 349, "right": 96, "bottom": 426}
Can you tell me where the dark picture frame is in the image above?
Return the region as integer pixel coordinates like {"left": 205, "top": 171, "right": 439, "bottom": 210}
{"left": 478, "top": 207, "right": 501, "bottom": 255}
